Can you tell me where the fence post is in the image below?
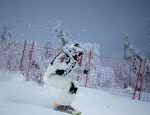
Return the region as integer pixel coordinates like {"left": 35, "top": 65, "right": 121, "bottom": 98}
{"left": 45, "top": 47, "right": 48, "bottom": 58}
{"left": 19, "top": 40, "right": 26, "bottom": 71}
{"left": 77, "top": 54, "right": 83, "bottom": 81}
{"left": 133, "top": 60, "right": 142, "bottom": 100}
{"left": 133, "top": 59, "right": 146, "bottom": 100}
{"left": 139, "top": 59, "right": 147, "bottom": 100}
{"left": 85, "top": 50, "right": 92, "bottom": 87}
{"left": 26, "top": 41, "right": 34, "bottom": 80}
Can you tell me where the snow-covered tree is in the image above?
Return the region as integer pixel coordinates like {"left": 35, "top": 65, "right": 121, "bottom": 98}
{"left": 0, "top": 25, "right": 23, "bottom": 72}
{"left": 54, "top": 21, "right": 70, "bottom": 49}
{"left": 0, "top": 25, "right": 17, "bottom": 48}
{"left": 147, "top": 20, "right": 150, "bottom": 58}
{"left": 55, "top": 28, "right": 69, "bottom": 47}
{"left": 123, "top": 34, "right": 143, "bottom": 68}
{"left": 122, "top": 35, "right": 140, "bottom": 89}
{"left": 0, "top": 25, "right": 12, "bottom": 41}
{"left": 124, "top": 35, "right": 135, "bottom": 60}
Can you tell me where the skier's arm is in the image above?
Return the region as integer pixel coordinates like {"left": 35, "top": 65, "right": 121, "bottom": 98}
{"left": 73, "top": 64, "right": 90, "bottom": 75}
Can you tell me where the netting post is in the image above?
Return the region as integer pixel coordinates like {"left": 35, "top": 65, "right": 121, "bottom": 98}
{"left": 77, "top": 54, "right": 83, "bottom": 81}
{"left": 85, "top": 50, "right": 92, "bottom": 87}
{"left": 133, "top": 61, "right": 142, "bottom": 100}
{"left": 45, "top": 47, "right": 48, "bottom": 58}
{"left": 19, "top": 40, "right": 26, "bottom": 71}
{"left": 133, "top": 59, "right": 146, "bottom": 100}
{"left": 139, "top": 59, "right": 147, "bottom": 100}
{"left": 26, "top": 41, "right": 34, "bottom": 80}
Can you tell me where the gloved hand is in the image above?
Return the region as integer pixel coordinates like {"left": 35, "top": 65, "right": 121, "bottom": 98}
{"left": 83, "top": 69, "right": 90, "bottom": 74}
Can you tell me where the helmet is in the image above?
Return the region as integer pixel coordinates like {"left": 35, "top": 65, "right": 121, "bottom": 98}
{"left": 63, "top": 42, "right": 84, "bottom": 61}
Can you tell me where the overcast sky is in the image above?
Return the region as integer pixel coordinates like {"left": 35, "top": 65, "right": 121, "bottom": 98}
{"left": 0, "top": 0, "right": 150, "bottom": 58}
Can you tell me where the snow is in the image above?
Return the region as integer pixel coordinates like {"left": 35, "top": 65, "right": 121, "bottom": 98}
{"left": 0, "top": 71, "right": 150, "bottom": 115}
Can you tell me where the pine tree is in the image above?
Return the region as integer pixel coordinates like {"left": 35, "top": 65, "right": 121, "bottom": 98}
{"left": 148, "top": 20, "right": 150, "bottom": 58}
{"left": 0, "top": 25, "right": 11, "bottom": 42}
{"left": 55, "top": 28, "right": 69, "bottom": 47}
{"left": 124, "top": 34, "right": 135, "bottom": 60}
{"left": 0, "top": 25, "right": 19, "bottom": 71}
{"left": 54, "top": 21, "right": 69, "bottom": 48}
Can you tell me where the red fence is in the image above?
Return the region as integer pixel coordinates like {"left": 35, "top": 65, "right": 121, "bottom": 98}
{"left": 1, "top": 40, "right": 150, "bottom": 102}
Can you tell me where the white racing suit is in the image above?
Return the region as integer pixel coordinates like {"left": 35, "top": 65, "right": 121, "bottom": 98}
{"left": 43, "top": 51, "right": 89, "bottom": 106}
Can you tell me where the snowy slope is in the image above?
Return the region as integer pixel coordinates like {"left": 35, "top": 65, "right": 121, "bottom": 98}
{"left": 0, "top": 71, "right": 150, "bottom": 115}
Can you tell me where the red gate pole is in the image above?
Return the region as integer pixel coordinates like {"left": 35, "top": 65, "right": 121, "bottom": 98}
{"left": 85, "top": 50, "right": 92, "bottom": 87}
{"left": 133, "top": 59, "right": 146, "bottom": 100}
{"left": 19, "top": 40, "right": 27, "bottom": 71}
{"left": 26, "top": 41, "right": 34, "bottom": 80}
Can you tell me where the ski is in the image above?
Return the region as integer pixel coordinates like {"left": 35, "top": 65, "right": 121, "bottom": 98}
{"left": 54, "top": 105, "right": 81, "bottom": 115}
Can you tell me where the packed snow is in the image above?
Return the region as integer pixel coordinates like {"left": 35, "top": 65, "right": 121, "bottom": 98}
{"left": 0, "top": 71, "right": 150, "bottom": 115}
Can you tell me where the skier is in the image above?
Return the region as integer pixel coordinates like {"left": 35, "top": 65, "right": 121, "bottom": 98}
{"left": 43, "top": 42, "right": 89, "bottom": 114}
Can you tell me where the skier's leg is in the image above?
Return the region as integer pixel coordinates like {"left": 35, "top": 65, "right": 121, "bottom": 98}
{"left": 44, "top": 74, "right": 79, "bottom": 109}
{"left": 57, "top": 80, "right": 79, "bottom": 106}
{"left": 44, "top": 74, "right": 70, "bottom": 89}
{"left": 54, "top": 80, "right": 80, "bottom": 114}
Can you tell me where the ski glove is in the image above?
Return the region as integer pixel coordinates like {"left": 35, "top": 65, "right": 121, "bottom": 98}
{"left": 83, "top": 69, "right": 90, "bottom": 74}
